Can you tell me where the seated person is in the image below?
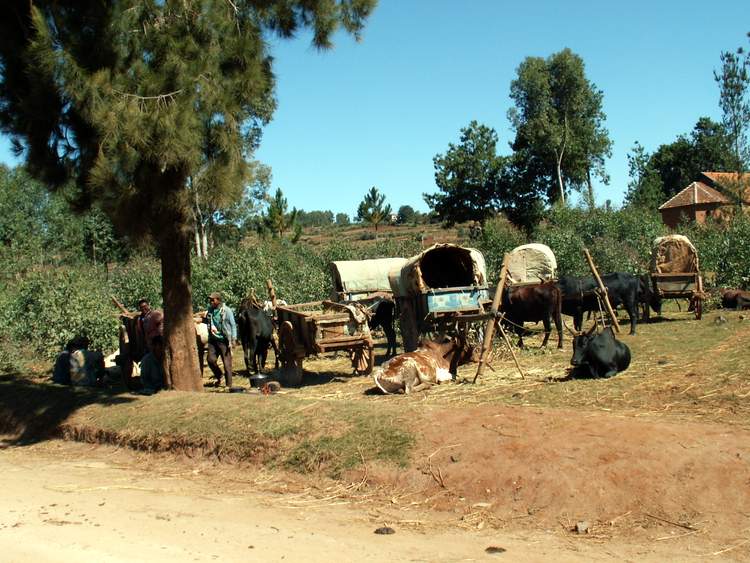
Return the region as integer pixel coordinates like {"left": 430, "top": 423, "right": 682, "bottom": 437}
{"left": 52, "top": 348, "right": 73, "bottom": 385}
{"left": 53, "top": 335, "right": 103, "bottom": 386}
{"left": 68, "top": 336, "right": 105, "bottom": 387}
{"left": 139, "top": 335, "right": 165, "bottom": 394}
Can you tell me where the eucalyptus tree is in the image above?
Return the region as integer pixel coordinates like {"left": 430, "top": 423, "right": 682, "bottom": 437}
{"left": 191, "top": 159, "right": 271, "bottom": 259}
{"left": 0, "top": 0, "right": 377, "bottom": 390}
{"left": 508, "top": 48, "right": 611, "bottom": 205}
{"left": 715, "top": 37, "right": 750, "bottom": 208}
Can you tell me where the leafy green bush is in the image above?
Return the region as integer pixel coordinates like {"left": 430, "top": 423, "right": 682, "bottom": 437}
{"left": 10, "top": 268, "right": 119, "bottom": 358}
{"left": 8, "top": 209, "right": 748, "bottom": 368}
{"left": 108, "top": 257, "right": 163, "bottom": 310}
{"left": 476, "top": 216, "right": 526, "bottom": 280}
{"left": 683, "top": 214, "right": 750, "bottom": 289}
{"left": 534, "top": 206, "right": 666, "bottom": 275}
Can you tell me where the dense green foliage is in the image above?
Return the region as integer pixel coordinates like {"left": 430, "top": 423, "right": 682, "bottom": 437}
{"left": 626, "top": 118, "right": 734, "bottom": 209}
{"left": 426, "top": 121, "right": 545, "bottom": 233}
{"left": 296, "top": 209, "right": 335, "bottom": 228}
{"left": 427, "top": 121, "right": 506, "bottom": 225}
{"left": 477, "top": 205, "right": 750, "bottom": 288}
{"left": 5, "top": 197, "right": 750, "bottom": 369}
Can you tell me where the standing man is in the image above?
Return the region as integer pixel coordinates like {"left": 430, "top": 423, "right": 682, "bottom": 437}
{"left": 139, "top": 335, "right": 165, "bottom": 394}
{"left": 137, "top": 298, "right": 164, "bottom": 355}
{"left": 204, "top": 292, "right": 237, "bottom": 388}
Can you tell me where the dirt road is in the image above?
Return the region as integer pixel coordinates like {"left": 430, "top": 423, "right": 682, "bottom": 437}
{"left": 2, "top": 438, "right": 742, "bottom": 562}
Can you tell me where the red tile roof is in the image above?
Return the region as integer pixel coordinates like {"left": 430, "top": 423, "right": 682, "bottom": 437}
{"left": 658, "top": 181, "right": 731, "bottom": 210}
{"left": 700, "top": 171, "right": 750, "bottom": 201}
{"left": 700, "top": 171, "right": 750, "bottom": 186}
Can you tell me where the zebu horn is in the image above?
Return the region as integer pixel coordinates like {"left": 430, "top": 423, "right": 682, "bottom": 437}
{"left": 562, "top": 318, "right": 580, "bottom": 337}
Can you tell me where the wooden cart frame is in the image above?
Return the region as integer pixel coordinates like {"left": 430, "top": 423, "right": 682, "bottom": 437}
{"left": 648, "top": 235, "right": 704, "bottom": 320}
{"left": 650, "top": 272, "right": 704, "bottom": 320}
{"left": 275, "top": 300, "right": 374, "bottom": 386}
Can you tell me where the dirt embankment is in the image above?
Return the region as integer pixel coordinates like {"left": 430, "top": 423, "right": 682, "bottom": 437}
{"left": 361, "top": 405, "right": 750, "bottom": 539}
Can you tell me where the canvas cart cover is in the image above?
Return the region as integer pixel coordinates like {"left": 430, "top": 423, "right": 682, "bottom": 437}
{"left": 507, "top": 243, "right": 557, "bottom": 284}
{"left": 330, "top": 258, "right": 407, "bottom": 297}
{"left": 650, "top": 234, "right": 699, "bottom": 274}
{"left": 389, "top": 243, "right": 488, "bottom": 297}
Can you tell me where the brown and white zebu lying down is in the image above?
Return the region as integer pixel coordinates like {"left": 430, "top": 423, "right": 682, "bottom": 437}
{"left": 373, "top": 335, "right": 477, "bottom": 394}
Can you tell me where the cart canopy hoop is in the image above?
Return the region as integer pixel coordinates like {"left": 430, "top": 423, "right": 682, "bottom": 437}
{"left": 650, "top": 234, "right": 699, "bottom": 274}
{"left": 506, "top": 243, "right": 557, "bottom": 284}
{"left": 330, "top": 257, "right": 407, "bottom": 301}
{"left": 389, "top": 243, "right": 487, "bottom": 297}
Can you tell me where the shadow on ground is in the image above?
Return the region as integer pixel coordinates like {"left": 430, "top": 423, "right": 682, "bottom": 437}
{"left": 0, "top": 374, "right": 135, "bottom": 447}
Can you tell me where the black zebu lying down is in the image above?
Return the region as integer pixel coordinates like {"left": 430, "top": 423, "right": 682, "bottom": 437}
{"left": 569, "top": 324, "right": 631, "bottom": 379}
{"left": 501, "top": 281, "right": 563, "bottom": 349}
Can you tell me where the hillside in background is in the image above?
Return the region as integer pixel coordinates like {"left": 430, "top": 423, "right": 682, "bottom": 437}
{"left": 296, "top": 221, "right": 471, "bottom": 250}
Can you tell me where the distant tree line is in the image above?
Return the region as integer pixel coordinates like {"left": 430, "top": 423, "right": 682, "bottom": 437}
{"left": 425, "top": 37, "right": 750, "bottom": 232}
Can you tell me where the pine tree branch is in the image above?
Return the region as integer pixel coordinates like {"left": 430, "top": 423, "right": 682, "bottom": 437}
{"left": 112, "top": 88, "right": 183, "bottom": 101}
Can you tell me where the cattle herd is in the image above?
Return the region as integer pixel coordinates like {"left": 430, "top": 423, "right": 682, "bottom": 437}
{"left": 371, "top": 273, "right": 747, "bottom": 393}
{"left": 233, "top": 272, "right": 747, "bottom": 395}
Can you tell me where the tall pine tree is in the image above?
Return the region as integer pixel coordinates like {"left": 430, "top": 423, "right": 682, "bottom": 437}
{"left": 0, "top": 0, "right": 376, "bottom": 390}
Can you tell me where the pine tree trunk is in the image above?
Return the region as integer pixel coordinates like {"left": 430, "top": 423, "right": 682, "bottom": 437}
{"left": 158, "top": 181, "right": 203, "bottom": 392}
{"left": 586, "top": 168, "right": 595, "bottom": 209}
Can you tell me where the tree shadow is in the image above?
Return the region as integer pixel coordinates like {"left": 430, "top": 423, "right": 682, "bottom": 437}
{"left": 642, "top": 316, "right": 682, "bottom": 324}
{"left": 298, "top": 370, "right": 351, "bottom": 387}
{"left": 0, "top": 375, "right": 136, "bottom": 447}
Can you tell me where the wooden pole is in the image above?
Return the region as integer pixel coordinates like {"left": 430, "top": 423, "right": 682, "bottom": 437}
{"left": 495, "top": 317, "right": 525, "bottom": 380}
{"left": 473, "top": 255, "right": 524, "bottom": 383}
{"left": 266, "top": 279, "right": 277, "bottom": 309}
{"left": 583, "top": 249, "right": 620, "bottom": 333}
{"left": 110, "top": 295, "right": 131, "bottom": 316}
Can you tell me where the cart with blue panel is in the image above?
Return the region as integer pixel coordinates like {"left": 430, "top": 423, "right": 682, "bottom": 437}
{"left": 389, "top": 244, "right": 493, "bottom": 352}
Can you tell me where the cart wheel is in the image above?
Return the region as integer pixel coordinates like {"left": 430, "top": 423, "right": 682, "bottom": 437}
{"left": 278, "top": 321, "right": 303, "bottom": 386}
{"left": 694, "top": 297, "right": 703, "bottom": 320}
{"left": 351, "top": 343, "right": 374, "bottom": 375}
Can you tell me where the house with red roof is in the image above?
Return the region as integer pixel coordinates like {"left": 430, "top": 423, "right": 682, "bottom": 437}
{"left": 658, "top": 172, "right": 750, "bottom": 229}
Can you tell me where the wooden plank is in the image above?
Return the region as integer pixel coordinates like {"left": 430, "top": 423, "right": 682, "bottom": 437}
{"left": 317, "top": 335, "right": 371, "bottom": 345}
{"left": 583, "top": 249, "right": 620, "bottom": 333}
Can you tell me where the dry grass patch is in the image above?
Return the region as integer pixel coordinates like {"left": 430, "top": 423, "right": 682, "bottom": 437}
{"left": 0, "top": 376, "right": 414, "bottom": 478}
{"left": 295, "top": 307, "right": 750, "bottom": 428}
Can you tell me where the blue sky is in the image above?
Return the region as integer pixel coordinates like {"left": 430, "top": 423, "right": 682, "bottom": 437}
{"left": 2, "top": 1, "right": 749, "bottom": 217}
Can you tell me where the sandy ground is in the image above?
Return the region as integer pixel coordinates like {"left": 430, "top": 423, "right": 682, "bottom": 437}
{"left": 1, "top": 438, "right": 748, "bottom": 562}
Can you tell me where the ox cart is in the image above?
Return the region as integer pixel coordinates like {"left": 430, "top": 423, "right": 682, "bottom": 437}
{"left": 648, "top": 234, "right": 704, "bottom": 320}
{"left": 330, "top": 257, "right": 407, "bottom": 357}
{"left": 275, "top": 300, "right": 374, "bottom": 386}
{"left": 389, "top": 244, "right": 492, "bottom": 352}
